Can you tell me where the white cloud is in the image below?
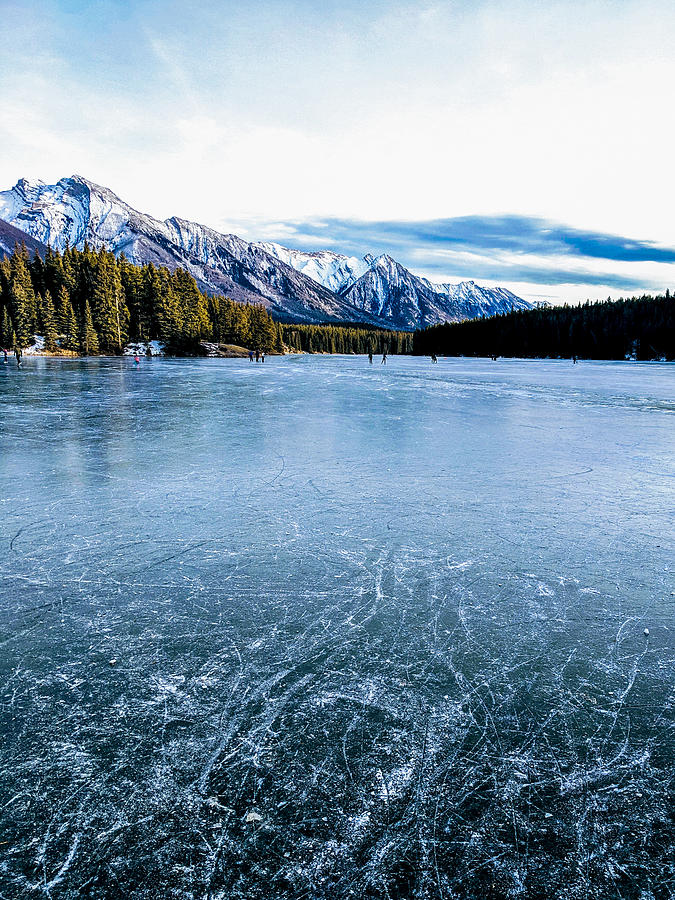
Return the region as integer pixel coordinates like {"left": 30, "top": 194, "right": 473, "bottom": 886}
{"left": 0, "top": 0, "right": 673, "bottom": 302}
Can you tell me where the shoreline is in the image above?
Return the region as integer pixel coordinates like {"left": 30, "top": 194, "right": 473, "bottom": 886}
{"left": 7, "top": 351, "right": 672, "bottom": 364}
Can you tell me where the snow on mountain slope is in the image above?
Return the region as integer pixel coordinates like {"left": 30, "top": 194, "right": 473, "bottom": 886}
{"left": 258, "top": 242, "right": 532, "bottom": 329}
{"left": 255, "top": 242, "right": 370, "bottom": 293}
{"left": 0, "top": 176, "right": 383, "bottom": 326}
{"left": 339, "top": 254, "right": 454, "bottom": 329}
{"left": 0, "top": 175, "right": 532, "bottom": 330}
{"left": 0, "top": 177, "right": 135, "bottom": 251}
{"left": 423, "top": 278, "right": 530, "bottom": 321}
{"left": 0, "top": 216, "right": 49, "bottom": 259}
{"left": 263, "top": 244, "right": 533, "bottom": 330}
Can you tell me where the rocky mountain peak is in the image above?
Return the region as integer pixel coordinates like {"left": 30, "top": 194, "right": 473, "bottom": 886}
{"left": 0, "top": 174, "right": 533, "bottom": 330}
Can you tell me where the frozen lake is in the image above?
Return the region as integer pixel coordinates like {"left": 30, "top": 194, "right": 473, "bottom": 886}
{"left": 1, "top": 355, "right": 673, "bottom": 899}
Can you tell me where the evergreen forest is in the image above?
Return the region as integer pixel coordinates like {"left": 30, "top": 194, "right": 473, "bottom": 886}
{"left": 280, "top": 322, "right": 414, "bottom": 355}
{"left": 0, "top": 243, "right": 284, "bottom": 355}
{"left": 413, "top": 294, "right": 675, "bottom": 361}
{"left": 2, "top": 242, "right": 673, "bottom": 360}
{"left": 0, "top": 243, "right": 414, "bottom": 357}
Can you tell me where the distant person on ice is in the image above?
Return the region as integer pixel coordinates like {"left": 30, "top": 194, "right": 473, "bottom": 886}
{"left": 261, "top": 352, "right": 265, "bottom": 363}
{"left": 368, "top": 351, "right": 373, "bottom": 364}
{"left": 255, "top": 349, "right": 260, "bottom": 362}
{"left": 249, "top": 350, "right": 254, "bottom": 362}
{"left": 3, "top": 348, "right": 7, "bottom": 363}
{"left": 381, "top": 350, "right": 387, "bottom": 364}
{"left": 14, "top": 347, "right": 22, "bottom": 368}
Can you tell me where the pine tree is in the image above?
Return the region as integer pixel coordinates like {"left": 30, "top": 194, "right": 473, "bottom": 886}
{"left": 7, "top": 280, "right": 32, "bottom": 347}
{"left": 249, "top": 304, "right": 276, "bottom": 352}
{"left": 171, "top": 268, "right": 209, "bottom": 348}
{"left": 207, "top": 295, "right": 222, "bottom": 343}
{"left": 44, "top": 245, "right": 65, "bottom": 300}
{"left": 119, "top": 254, "right": 144, "bottom": 340}
{"left": 1, "top": 303, "right": 14, "bottom": 349}
{"left": 275, "top": 322, "right": 284, "bottom": 353}
{"left": 156, "top": 270, "right": 182, "bottom": 346}
{"left": 141, "top": 264, "right": 163, "bottom": 340}
{"left": 226, "top": 302, "right": 250, "bottom": 346}
{"left": 91, "top": 251, "right": 129, "bottom": 353}
{"left": 42, "top": 291, "right": 59, "bottom": 352}
{"left": 61, "top": 244, "right": 77, "bottom": 296}
{"left": 56, "top": 286, "right": 72, "bottom": 335}
{"left": 8, "top": 247, "right": 38, "bottom": 345}
{"left": 30, "top": 252, "right": 46, "bottom": 298}
{"left": 79, "top": 299, "right": 99, "bottom": 355}
{"left": 62, "top": 295, "right": 80, "bottom": 352}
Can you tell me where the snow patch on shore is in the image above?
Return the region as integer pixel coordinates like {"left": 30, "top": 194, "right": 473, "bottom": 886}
{"left": 22, "top": 335, "right": 45, "bottom": 355}
{"left": 124, "top": 341, "right": 165, "bottom": 357}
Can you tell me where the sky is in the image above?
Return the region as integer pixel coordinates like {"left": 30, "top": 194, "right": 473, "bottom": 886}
{"left": 1, "top": 0, "right": 674, "bottom": 303}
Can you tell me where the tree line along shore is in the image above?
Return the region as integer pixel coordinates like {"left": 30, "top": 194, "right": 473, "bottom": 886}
{"left": 0, "top": 243, "right": 410, "bottom": 357}
{"left": 0, "top": 243, "right": 672, "bottom": 360}
{"left": 413, "top": 294, "right": 674, "bottom": 361}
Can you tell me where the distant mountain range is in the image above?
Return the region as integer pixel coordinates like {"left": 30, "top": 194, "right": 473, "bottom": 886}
{"left": 0, "top": 176, "right": 533, "bottom": 330}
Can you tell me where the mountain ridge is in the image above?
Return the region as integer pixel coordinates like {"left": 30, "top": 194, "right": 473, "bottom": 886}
{"left": 0, "top": 216, "right": 50, "bottom": 259}
{"left": 259, "top": 243, "right": 530, "bottom": 327}
{"left": 0, "top": 175, "right": 533, "bottom": 329}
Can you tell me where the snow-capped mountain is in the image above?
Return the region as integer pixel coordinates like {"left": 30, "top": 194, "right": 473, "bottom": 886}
{"left": 260, "top": 244, "right": 531, "bottom": 328}
{"left": 0, "top": 175, "right": 532, "bottom": 329}
{"left": 342, "top": 254, "right": 458, "bottom": 328}
{"left": 254, "top": 242, "right": 370, "bottom": 294}
{"left": 0, "top": 176, "right": 384, "bottom": 326}
{"left": 428, "top": 279, "right": 528, "bottom": 319}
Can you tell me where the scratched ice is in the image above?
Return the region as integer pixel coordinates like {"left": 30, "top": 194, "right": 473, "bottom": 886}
{"left": 0, "top": 356, "right": 673, "bottom": 899}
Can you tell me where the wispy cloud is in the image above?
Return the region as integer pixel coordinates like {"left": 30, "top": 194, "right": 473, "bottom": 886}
{"left": 270, "top": 215, "right": 675, "bottom": 264}
{"left": 243, "top": 214, "right": 673, "bottom": 294}
{"left": 1, "top": 0, "right": 674, "bottom": 304}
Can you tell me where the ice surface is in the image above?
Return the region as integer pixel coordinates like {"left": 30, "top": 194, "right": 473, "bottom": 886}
{"left": 0, "top": 356, "right": 673, "bottom": 899}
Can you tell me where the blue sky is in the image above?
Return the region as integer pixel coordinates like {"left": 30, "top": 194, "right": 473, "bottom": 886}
{"left": 1, "top": 0, "right": 674, "bottom": 303}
